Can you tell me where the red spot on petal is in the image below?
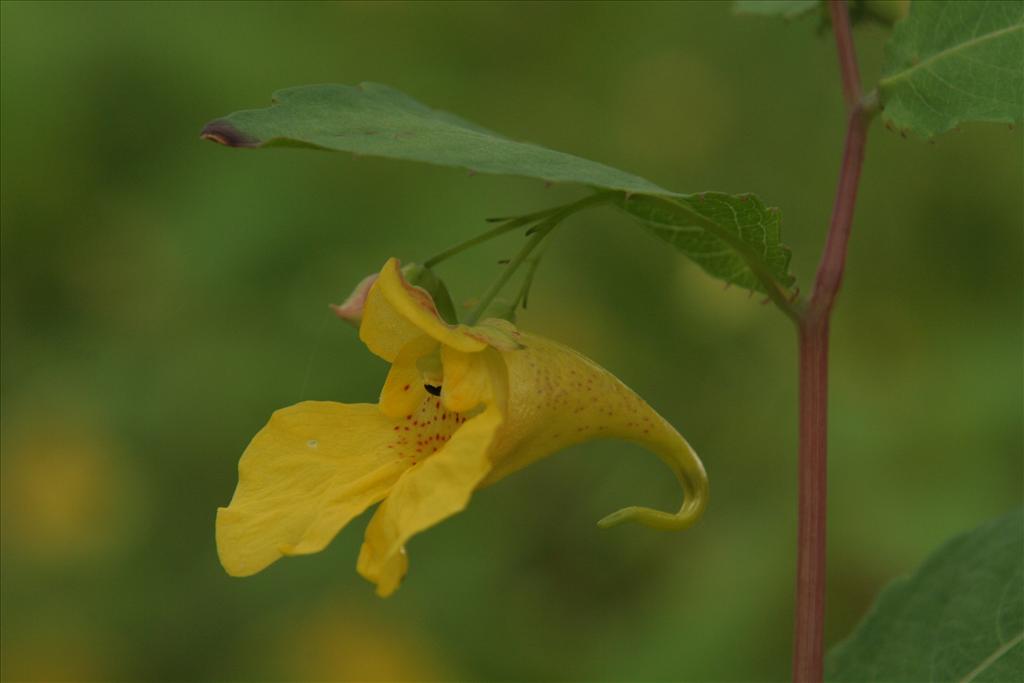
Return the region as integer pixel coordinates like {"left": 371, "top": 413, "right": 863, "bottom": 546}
{"left": 403, "top": 384, "right": 410, "bottom": 391}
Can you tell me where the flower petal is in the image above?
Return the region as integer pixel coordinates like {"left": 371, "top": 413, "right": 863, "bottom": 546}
{"left": 356, "top": 405, "right": 503, "bottom": 596}
{"left": 360, "top": 258, "right": 485, "bottom": 362}
{"left": 484, "top": 333, "right": 708, "bottom": 531}
{"left": 216, "top": 401, "right": 407, "bottom": 576}
{"left": 379, "top": 335, "right": 437, "bottom": 420}
{"left": 356, "top": 348, "right": 507, "bottom": 597}
{"left": 440, "top": 344, "right": 506, "bottom": 414}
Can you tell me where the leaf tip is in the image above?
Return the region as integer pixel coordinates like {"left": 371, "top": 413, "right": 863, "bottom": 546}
{"left": 200, "top": 120, "right": 260, "bottom": 148}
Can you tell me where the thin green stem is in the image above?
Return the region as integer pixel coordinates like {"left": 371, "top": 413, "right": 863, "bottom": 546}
{"left": 423, "top": 220, "right": 529, "bottom": 269}
{"left": 466, "top": 223, "right": 554, "bottom": 324}
{"left": 456, "top": 192, "right": 612, "bottom": 324}
{"left": 423, "top": 193, "right": 611, "bottom": 269}
{"left": 514, "top": 248, "right": 546, "bottom": 310}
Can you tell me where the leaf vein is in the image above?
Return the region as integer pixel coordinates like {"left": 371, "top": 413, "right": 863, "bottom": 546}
{"left": 880, "top": 22, "right": 1024, "bottom": 89}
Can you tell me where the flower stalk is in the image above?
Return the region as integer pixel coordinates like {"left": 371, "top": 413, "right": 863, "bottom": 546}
{"left": 463, "top": 192, "right": 612, "bottom": 324}
{"left": 422, "top": 204, "right": 564, "bottom": 269}
{"left": 465, "top": 221, "right": 554, "bottom": 324}
{"left": 791, "top": 2, "right": 870, "bottom": 681}
{"left": 424, "top": 192, "right": 612, "bottom": 271}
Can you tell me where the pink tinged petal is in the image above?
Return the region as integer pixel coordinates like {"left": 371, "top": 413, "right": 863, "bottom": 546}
{"left": 330, "top": 273, "right": 379, "bottom": 326}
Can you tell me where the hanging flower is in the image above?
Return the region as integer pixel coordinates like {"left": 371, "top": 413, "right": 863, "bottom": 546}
{"left": 216, "top": 258, "right": 708, "bottom": 596}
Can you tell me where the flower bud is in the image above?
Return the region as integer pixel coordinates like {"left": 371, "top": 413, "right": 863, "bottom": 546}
{"left": 330, "top": 273, "right": 378, "bottom": 325}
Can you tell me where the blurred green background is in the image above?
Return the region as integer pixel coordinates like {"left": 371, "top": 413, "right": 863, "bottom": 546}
{"left": 1, "top": 1, "right": 1020, "bottom": 681}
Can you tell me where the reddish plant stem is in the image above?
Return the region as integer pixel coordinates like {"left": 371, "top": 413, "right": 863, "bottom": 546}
{"left": 809, "top": 107, "right": 868, "bottom": 323}
{"left": 830, "top": 0, "right": 862, "bottom": 111}
{"left": 794, "top": 317, "right": 830, "bottom": 683}
{"left": 791, "top": 2, "right": 868, "bottom": 682}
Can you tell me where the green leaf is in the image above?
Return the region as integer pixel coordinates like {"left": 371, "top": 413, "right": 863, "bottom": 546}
{"left": 203, "top": 83, "right": 796, "bottom": 297}
{"left": 732, "top": 0, "right": 820, "bottom": 20}
{"left": 879, "top": 0, "right": 1024, "bottom": 138}
{"left": 827, "top": 508, "right": 1024, "bottom": 682}
{"left": 612, "top": 193, "right": 795, "bottom": 296}
{"left": 201, "top": 82, "right": 667, "bottom": 196}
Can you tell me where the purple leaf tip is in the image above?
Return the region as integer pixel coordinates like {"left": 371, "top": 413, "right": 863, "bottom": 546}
{"left": 200, "top": 120, "right": 260, "bottom": 148}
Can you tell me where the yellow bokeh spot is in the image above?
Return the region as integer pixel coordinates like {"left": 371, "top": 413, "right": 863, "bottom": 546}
{"left": 275, "top": 600, "right": 452, "bottom": 681}
{"left": 1, "top": 414, "right": 143, "bottom": 564}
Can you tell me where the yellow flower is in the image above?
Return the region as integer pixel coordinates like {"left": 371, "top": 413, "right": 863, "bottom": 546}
{"left": 216, "top": 258, "right": 708, "bottom": 596}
